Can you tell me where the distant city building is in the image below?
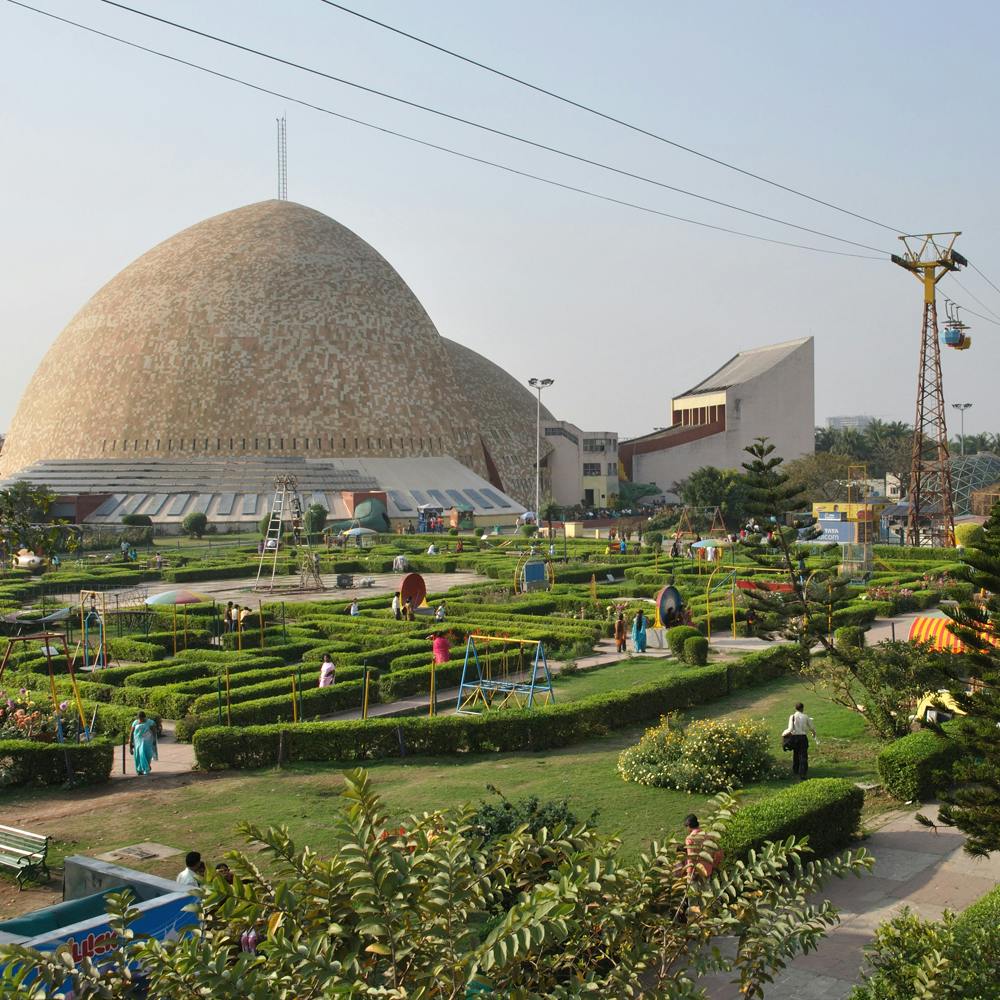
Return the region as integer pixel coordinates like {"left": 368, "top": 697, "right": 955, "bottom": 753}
{"left": 827, "top": 415, "right": 875, "bottom": 431}
{"left": 541, "top": 422, "right": 619, "bottom": 509}
{"left": 619, "top": 338, "right": 814, "bottom": 493}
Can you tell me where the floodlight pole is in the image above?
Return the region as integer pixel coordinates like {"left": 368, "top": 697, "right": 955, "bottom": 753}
{"left": 952, "top": 403, "right": 972, "bottom": 456}
{"left": 528, "top": 377, "right": 554, "bottom": 525}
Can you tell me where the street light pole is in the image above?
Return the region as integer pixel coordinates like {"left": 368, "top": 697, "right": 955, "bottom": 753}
{"left": 951, "top": 402, "right": 972, "bottom": 456}
{"left": 528, "top": 378, "right": 554, "bottom": 523}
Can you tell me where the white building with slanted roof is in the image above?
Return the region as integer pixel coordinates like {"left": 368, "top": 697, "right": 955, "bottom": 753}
{"left": 619, "top": 337, "right": 814, "bottom": 493}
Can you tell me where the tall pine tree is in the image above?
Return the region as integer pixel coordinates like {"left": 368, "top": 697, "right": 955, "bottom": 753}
{"left": 938, "top": 501, "right": 1000, "bottom": 855}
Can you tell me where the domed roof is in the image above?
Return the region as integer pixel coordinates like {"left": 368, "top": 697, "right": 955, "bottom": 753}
{"left": 0, "top": 200, "right": 487, "bottom": 477}
{"left": 442, "top": 338, "right": 553, "bottom": 505}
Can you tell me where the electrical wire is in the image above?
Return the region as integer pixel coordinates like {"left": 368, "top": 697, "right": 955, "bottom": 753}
{"left": 316, "top": 0, "right": 908, "bottom": 236}
{"left": 87, "top": 0, "right": 894, "bottom": 256}
{"left": 970, "top": 262, "right": 1000, "bottom": 300}
{"left": 949, "top": 276, "right": 1000, "bottom": 324}
{"left": 4, "top": 0, "right": 884, "bottom": 260}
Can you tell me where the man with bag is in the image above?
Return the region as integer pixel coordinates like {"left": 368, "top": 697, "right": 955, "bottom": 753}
{"left": 782, "top": 701, "right": 818, "bottom": 780}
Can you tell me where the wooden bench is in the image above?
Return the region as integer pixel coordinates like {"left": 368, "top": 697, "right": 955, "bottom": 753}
{"left": 0, "top": 824, "right": 50, "bottom": 890}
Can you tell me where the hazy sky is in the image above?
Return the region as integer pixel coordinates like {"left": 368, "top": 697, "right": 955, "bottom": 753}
{"left": 2, "top": 0, "right": 998, "bottom": 441}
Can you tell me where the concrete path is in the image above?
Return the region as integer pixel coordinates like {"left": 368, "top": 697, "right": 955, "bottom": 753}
{"left": 111, "top": 721, "right": 194, "bottom": 781}
{"left": 703, "top": 803, "right": 1000, "bottom": 1000}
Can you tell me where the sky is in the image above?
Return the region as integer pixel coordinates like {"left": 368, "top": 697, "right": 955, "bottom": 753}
{"left": 1, "top": 0, "right": 999, "bottom": 441}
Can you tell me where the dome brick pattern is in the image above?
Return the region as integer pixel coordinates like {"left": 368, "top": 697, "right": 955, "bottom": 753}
{"left": 1, "top": 200, "right": 541, "bottom": 503}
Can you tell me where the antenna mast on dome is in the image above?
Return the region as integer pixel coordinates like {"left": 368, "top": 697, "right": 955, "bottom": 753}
{"left": 276, "top": 115, "right": 288, "bottom": 200}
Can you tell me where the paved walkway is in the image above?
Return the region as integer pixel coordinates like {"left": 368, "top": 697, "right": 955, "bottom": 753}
{"left": 704, "top": 803, "right": 1000, "bottom": 1000}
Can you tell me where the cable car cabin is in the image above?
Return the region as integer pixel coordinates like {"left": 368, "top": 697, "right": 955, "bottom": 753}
{"left": 942, "top": 326, "right": 972, "bottom": 350}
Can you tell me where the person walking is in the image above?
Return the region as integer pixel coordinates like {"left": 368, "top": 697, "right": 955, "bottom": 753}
{"left": 391, "top": 592, "right": 402, "bottom": 621}
{"left": 631, "top": 609, "right": 647, "bottom": 654}
{"left": 782, "top": 702, "right": 818, "bottom": 780}
{"left": 614, "top": 612, "right": 627, "bottom": 654}
{"left": 130, "top": 711, "right": 158, "bottom": 775}
{"left": 318, "top": 653, "right": 336, "bottom": 688}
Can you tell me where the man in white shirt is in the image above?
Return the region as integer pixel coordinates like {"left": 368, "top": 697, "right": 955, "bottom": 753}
{"left": 349, "top": 599, "right": 360, "bottom": 616}
{"left": 427, "top": 543, "right": 438, "bottom": 556}
{"left": 318, "top": 654, "right": 336, "bottom": 688}
{"left": 782, "top": 702, "right": 819, "bottom": 780}
{"left": 176, "top": 851, "right": 202, "bottom": 887}
{"left": 391, "top": 593, "right": 402, "bottom": 620}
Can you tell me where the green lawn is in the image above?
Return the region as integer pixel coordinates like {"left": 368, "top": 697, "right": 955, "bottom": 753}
{"left": 1, "top": 672, "right": 885, "bottom": 916}
{"left": 550, "top": 656, "right": 685, "bottom": 701}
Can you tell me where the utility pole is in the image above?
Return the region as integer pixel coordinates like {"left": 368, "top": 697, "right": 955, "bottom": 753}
{"left": 952, "top": 402, "right": 972, "bottom": 456}
{"left": 528, "top": 378, "right": 554, "bottom": 521}
{"left": 891, "top": 234, "right": 967, "bottom": 547}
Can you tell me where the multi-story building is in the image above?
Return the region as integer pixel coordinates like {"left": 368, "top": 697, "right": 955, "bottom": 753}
{"left": 542, "top": 421, "right": 619, "bottom": 509}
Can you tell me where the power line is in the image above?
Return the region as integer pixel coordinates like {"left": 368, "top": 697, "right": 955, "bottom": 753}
{"left": 949, "top": 275, "right": 1000, "bottom": 323}
{"left": 5, "top": 0, "right": 884, "bottom": 261}
{"left": 971, "top": 262, "right": 1000, "bottom": 300}
{"left": 88, "top": 0, "right": 893, "bottom": 256}
{"left": 316, "top": 0, "right": 908, "bottom": 236}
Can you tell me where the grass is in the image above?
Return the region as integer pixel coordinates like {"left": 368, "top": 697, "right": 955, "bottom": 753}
{"left": 0, "top": 671, "right": 886, "bottom": 918}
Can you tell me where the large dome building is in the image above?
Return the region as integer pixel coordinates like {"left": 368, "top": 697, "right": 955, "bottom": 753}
{"left": 1, "top": 200, "right": 548, "bottom": 525}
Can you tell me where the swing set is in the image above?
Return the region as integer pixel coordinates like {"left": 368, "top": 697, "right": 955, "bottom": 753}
{"left": 77, "top": 591, "right": 113, "bottom": 670}
{"left": 456, "top": 635, "right": 554, "bottom": 714}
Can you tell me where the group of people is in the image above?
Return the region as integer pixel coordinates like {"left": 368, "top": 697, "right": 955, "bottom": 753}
{"left": 176, "top": 851, "right": 232, "bottom": 888}
{"left": 391, "top": 592, "right": 415, "bottom": 620}
{"left": 614, "top": 609, "right": 649, "bottom": 654}
{"left": 223, "top": 601, "right": 253, "bottom": 633}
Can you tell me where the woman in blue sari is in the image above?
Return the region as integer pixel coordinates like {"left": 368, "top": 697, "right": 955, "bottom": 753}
{"left": 631, "top": 610, "right": 647, "bottom": 654}
{"left": 130, "top": 711, "right": 158, "bottom": 775}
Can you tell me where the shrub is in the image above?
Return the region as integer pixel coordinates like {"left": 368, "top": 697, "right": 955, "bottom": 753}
{"left": 834, "top": 625, "right": 866, "bottom": 652}
{"left": 107, "top": 637, "right": 167, "bottom": 662}
{"left": 0, "top": 738, "right": 114, "bottom": 788}
{"left": 954, "top": 522, "right": 986, "bottom": 548}
{"left": 182, "top": 511, "right": 208, "bottom": 538}
{"left": 469, "top": 791, "right": 593, "bottom": 843}
{"left": 723, "top": 778, "right": 863, "bottom": 860}
{"left": 121, "top": 513, "right": 152, "bottom": 527}
{"left": 667, "top": 625, "right": 701, "bottom": 658}
{"left": 877, "top": 727, "right": 960, "bottom": 801}
{"left": 644, "top": 531, "right": 663, "bottom": 551}
{"left": 683, "top": 636, "right": 709, "bottom": 666}
{"left": 519, "top": 524, "right": 537, "bottom": 537}
{"left": 618, "top": 716, "right": 775, "bottom": 793}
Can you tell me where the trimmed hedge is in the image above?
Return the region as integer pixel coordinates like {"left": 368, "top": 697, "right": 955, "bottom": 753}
{"left": 877, "top": 727, "right": 960, "bottom": 801}
{"left": 683, "top": 636, "right": 709, "bottom": 666}
{"left": 667, "top": 625, "right": 701, "bottom": 658}
{"left": 193, "top": 645, "right": 802, "bottom": 768}
{"left": 107, "top": 638, "right": 167, "bottom": 662}
{"left": 0, "top": 738, "right": 114, "bottom": 788}
{"left": 834, "top": 626, "right": 866, "bottom": 651}
{"left": 956, "top": 882, "right": 1000, "bottom": 935}
{"left": 723, "top": 778, "right": 864, "bottom": 860}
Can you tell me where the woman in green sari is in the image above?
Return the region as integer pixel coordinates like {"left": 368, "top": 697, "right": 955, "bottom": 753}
{"left": 130, "top": 711, "right": 158, "bottom": 775}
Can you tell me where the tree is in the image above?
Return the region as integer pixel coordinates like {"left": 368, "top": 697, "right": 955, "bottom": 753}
{"left": 0, "top": 482, "right": 77, "bottom": 557}
{"left": 674, "top": 466, "right": 750, "bottom": 528}
{"left": 737, "top": 438, "right": 952, "bottom": 739}
{"left": 181, "top": 511, "right": 208, "bottom": 538}
{"left": 783, "top": 452, "right": 854, "bottom": 505}
{"left": 617, "top": 480, "right": 660, "bottom": 508}
{"left": 539, "top": 499, "right": 561, "bottom": 543}
{"left": 304, "top": 503, "right": 327, "bottom": 536}
{"left": 0, "top": 770, "right": 871, "bottom": 998}
{"left": 934, "top": 501, "right": 1000, "bottom": 855}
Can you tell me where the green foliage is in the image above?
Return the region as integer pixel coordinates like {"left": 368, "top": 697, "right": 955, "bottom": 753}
{"left": 304, "top": 503, "right": 327, "bottom": 535}
{"left": 0, "top": 770, "right": 871, "bottom": 998}
{"left": 121, "top": 513, "right": 153, "bottom": 527}
{"left": 519, "top": 524, "right": 537, "bottom": 537}
{"left": 181, "top": 511, "right": 208, "bottom": 538}
{"left": 193, "top": 647, "right": 802, "bottom": 768}
{"left": 849, "top": 892, "right": 1000, "bottom": 1000}
{"left": 835, "top": 625, "right": 866, "bottom": 651}
{"left": 644, "top": 530, "right": 663, "bottom": 550}
{"left": 936, "top": 500, "right": 1000, "bottom": 855}
{"left": 675, "top": 465, "right": 751, "bottom": 528}
{"left": 667, "top": 624, "right": 701, "bottom": 658}
{"left": 878, "top": 727, "right": 960, "bottom": 802}
{"left": 954, "top": 522, "right": 986, "bottom": 548}
{"left": 723, "top": 778, "right": 864, "bottom": 860}
{"left": 469, "top": 787, "right": 592, "bottom": 844}
{"left": 683, "top": 635, "right": 709, "bottom": 665}
{"left": 0, "top": 738, "right": 113, "bottom": 788}
{"left": 0, "top": 482, "right": 77, "bottom": 557}
{"left": 619, "top": 715, "right": 775, "bottom": 793}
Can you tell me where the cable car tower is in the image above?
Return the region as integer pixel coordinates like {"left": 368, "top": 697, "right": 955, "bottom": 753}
{"left": 891, "top": 233, "right": 969, "bottom": 547}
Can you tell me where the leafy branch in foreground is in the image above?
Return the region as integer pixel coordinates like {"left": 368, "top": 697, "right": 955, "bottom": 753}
{"left": 0, "top": 771, "right": 871, "bottom": 998}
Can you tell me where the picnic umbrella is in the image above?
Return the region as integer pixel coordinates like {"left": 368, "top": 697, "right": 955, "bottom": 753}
{"left": 144, "top": 589, "right": 213, "bottom": 606}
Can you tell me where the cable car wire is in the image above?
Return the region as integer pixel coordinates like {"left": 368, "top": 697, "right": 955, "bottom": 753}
{"left": 87, "top": 0, "right": 893, "bottom": 256}
{"left": 950, "top": 276, "right": 1000, "bottom": 323}
{"left": 970, "top": 262, "right": 1000, "bottom": 301}
{"left": 5, "top": 0, "right": 884, "bottom": 260}
{"left": 315, "top": 0, "right": 908, "bottom": 236}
